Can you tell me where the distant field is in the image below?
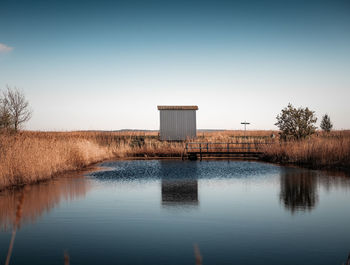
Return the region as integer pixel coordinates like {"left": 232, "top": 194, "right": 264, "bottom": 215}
{"left": 0, "top": 130, "right": 349, "bottom": 189}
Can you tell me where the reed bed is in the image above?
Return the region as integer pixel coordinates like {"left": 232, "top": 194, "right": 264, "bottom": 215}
{"left": 0, "top": 130, "right": 187, "bottom": 189}
{"left": 0, "top": 133, "right": 115, "bottom": 189}
{"left": 262, "top": 133, "right": 350, "bottom": 169}
{"left": 0, "top": 130, "right": 349, "bottom": 189}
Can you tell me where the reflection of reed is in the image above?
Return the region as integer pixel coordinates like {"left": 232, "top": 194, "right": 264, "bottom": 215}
{"left": 1, "top": 176, "right": 88, "bottom": 265}
{"left": 316, "top": 171, "right": 350, "bottom": 192}
{"left": 4, "top": 191, "right": 24, "bottom": 265}
{"left": 0, "top": 176, "right": 89, "bottom": 230}
{"left": 64, "top": 251, "right": 70, "bottom": 265}
{"left": 279, "top": 170, "right": 318, "bottom": 213}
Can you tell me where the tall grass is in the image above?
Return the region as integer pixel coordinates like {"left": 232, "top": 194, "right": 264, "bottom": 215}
{"left": 0, "top": 133, "right": 115, "bottom": 189}
{"left": 0, "top": 130, "right": 349, "bottom": 189}
{"left": 261, "top": 132, "right": 350, "bottom": 169}
{"left": 0, "top": 130, "right": 186, "bottom": 189}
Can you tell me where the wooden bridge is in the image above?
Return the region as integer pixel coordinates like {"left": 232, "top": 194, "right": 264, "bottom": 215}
{"left": 183, "top": 142, "right": 270, "bottom": 160}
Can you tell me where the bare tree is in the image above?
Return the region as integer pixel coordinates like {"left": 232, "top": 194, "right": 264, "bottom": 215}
{"left": 2, "top": 86, "right": 32, "bottom": 131}
{"left": 0, "top": 98, "right": 12, "bottom": 130}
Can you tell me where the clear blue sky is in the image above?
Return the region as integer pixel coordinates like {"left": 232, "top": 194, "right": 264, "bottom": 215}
{"left": 0, "top": 0, "right": 349, "bottom": 130}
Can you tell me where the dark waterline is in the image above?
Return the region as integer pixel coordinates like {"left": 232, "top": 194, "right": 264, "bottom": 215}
{"left": 1, "top": 160, "right": 350, "bottom": 265}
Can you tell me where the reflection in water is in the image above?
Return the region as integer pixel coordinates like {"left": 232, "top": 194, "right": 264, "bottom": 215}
{"left": 280, "top": 168, "right": 350, "bottom": 213}
{"left": 159, "top": 161, "right": 199, "bottom": 207}
{"left": 317, "top": 170, "right": 350, "bottom": 192}
{"left": 280, "top": 169, "right": 318, "bottom": 213}
{"left": 162, "top": 179, "right": 198, "bottom": 205}
{"left": 0, "top": 176, "right": 89, "bottom": 231}
{"left": 1, "top": 160, "right": 350, "bottom": 265}
{"left": 0, "top": 175, "right": 89, "bottom": 265}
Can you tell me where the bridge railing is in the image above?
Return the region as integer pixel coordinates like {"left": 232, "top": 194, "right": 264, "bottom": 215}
{"left": 185, "top": 142, "right": 271, "bottom": 153}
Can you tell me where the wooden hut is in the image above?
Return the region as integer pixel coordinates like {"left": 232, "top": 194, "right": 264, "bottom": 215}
{"left": 157, "top": 105, "right": 198, "bottom": 141}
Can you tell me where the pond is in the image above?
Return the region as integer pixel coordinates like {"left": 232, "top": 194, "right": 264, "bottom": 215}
{"left": 1, "top": 160, "right": 350, "bottom": 265}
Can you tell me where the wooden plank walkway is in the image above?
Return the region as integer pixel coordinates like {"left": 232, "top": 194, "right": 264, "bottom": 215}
{"left": 183, "top": 142, "right": 270, "bottom": 160}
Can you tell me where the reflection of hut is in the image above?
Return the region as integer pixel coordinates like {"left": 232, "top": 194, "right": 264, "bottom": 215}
{"left": 280, "top": 169, "right": 318, "bottom": 213}
{"left": 161, "top": 179, "right": 198, "bottom": 205}
{"left": 159, "top": 160, "right": 199, "bottom": 207}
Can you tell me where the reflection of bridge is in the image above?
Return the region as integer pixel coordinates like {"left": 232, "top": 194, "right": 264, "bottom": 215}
{"left": 183, "top": 142, "right": 270, "bottom": 160}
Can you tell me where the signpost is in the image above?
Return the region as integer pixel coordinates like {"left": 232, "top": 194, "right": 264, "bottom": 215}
{"left": 241, "top": 121, "right": 250, "bottom": 137}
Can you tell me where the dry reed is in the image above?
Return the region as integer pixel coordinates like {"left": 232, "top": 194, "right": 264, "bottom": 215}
{"left": 261, "top": 133, "right": 350, "bottom": 169}
{"left": 64, "top": 251, "right": 70, "bottom": 265}
{"left": 194, "top": 244, "right": 203, "bottom": 265}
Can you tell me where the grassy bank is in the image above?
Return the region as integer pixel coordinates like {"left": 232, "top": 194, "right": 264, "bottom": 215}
{"left": 0, "top": 130, "right": 349, "bottom": 189}
{"left": 0, "top": 132, "right": 113, "bottom": 189}
{"left": 0, "top": 130, "right": 186, "bottom": 189}
{"left": 261, "top": 132, "right": 350, "bottom": 170}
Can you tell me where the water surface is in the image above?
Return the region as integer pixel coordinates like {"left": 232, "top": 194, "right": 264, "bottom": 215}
{"left": 1, "top": 160, "right": 350, "bottom": 265}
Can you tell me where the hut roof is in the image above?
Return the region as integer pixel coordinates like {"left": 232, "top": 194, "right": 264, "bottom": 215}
{"left": 157, "top": 105, "right": 198, "bottom": 110}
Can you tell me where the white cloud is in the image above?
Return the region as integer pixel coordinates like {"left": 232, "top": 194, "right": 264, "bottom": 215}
{"left": 0, "top": 43, "right": 14, "bottom": 53}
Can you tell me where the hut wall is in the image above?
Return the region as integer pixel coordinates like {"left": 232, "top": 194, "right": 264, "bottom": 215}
{"left": 159, "top": 110, "right": 196, "bottom": 140}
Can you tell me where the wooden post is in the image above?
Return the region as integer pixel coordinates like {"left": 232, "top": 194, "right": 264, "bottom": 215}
{"left": 227, "top": 143, "right": 229, "bottom": 153}
{"left": 200, "top": 143, "right": 202, "bottom": 161}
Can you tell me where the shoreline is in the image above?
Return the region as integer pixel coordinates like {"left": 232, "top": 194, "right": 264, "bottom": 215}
{"left": 1, "top": 155, "right": 349, "bottom": 192}
{"left": 1, "top": 130, "right": 349, "bottom": 190}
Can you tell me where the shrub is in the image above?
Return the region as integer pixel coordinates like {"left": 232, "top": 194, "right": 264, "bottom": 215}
{"left": 275, "top": 103, "right": 317, "bottom": 140}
